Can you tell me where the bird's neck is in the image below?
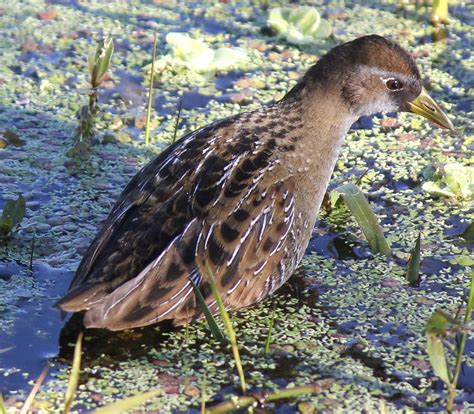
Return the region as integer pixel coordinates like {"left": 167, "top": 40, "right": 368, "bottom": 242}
{"left": 272, "top": 83, "right": 357, "bottom": 223}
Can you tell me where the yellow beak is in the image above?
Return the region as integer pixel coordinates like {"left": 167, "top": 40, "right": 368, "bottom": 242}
{"left": 408, "top": 89, "right": 454, "bottom": 131}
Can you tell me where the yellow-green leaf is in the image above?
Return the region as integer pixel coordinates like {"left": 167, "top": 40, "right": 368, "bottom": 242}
{"left": 426, "top": 333, "right": 451, "bottom": 384}
{"left": 91, "top": 388, "right": 162, "bottom": 414}
{"left": 336, "top": 183, "right": 391, "bottom": 256}
{"left": 64, "top": 332, "right": 83, "bottom": 414}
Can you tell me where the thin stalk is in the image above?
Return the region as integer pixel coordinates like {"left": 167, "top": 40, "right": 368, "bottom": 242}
{"left": 20, "top": 363, "right": 49, "bottom": 414}
{"left": 264, "top": 303, "right": 276, "bottom": 355}
{"left": 200, "top": 372, "right": 207, "bottom": 414}
{"left": 145, "top": 32, "right": 157, "bottom": 146}
{"left": 207, "top": 379, "right": 333, "bottom": 414}
{"left": 64, "top": 332, "right": 84, "bottom": 414}
{"left": 0, "top": 394, "right": 5, "bottom": 414}
{"left": 205, "top": 262, "right": 246, "bottom": 393}
{"left": 447, "top": 273, "right": 474, "bottom": 411}
{"left": 172, "top": 98, "right": 183, "bottom": 143}
{"left": 29, "top": 233, "right": 36, "bottom": 271}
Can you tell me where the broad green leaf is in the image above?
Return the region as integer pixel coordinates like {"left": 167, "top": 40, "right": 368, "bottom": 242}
{"left": 2, "top": 195, "right": 26, "bottom": 228}
{"left": 268, "top": 6, "right": 331, "bottom": 44}
{"left": 336, "top": 183, "right": 391, "bottom": 256}
{"left": 91, "top": 388, "right": 162, "bottom": 414}
{"left": 161, "top": 32, "right": 247, "bottom": 74}
{"left": 426, "top": 333, "right": 451, "bottom": 384}
{"left": 64, "top": 332, "right": 83, "bottom": 414}
{"left": 190, "top": 278, "right": 226, "bottom": 342}
{"left": 422, "top": 163, "right": 473, "bottom": 202}
{"left": 406, "top": 233, "right": 421, "bottom": 285}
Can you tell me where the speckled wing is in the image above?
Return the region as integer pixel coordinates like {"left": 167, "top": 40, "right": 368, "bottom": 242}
{"left": 81, "top": 178, "right": 296, "bottom": 330}
{"left": 56, "top": 116, "right": 239, "bottom": 312}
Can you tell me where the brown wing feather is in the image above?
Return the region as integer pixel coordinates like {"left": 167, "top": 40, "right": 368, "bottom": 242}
{"left": 81, "top": 176, "right": 296, "bottom": 329}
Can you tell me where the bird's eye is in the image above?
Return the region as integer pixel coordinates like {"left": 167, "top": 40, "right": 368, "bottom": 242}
{"left": 385, "top": 78, "right": 404, "bottom": 91}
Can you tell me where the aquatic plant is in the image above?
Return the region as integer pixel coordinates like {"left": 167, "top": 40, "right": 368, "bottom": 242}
{"left": 422, "top": 162, "right": 473, "bottom": 204}
{"left": 91, "top": 388, "right": 162, "bottom": 413}
{"left": 406, "top": 233, "right": 421, "bottom": 285}
{"left": 205, "top": 262, "right": 247, "bottom": 393}
{"left": 64, "top": 332, "right": 83, "bottom": 414}
{"left": 330, "top": 183, "right": 391, "bottom": 256}
{"left": 431, "top": 0, "right": 449, "bottom": 25}
{"left": 144, "top": 33, "right": 158, "bottom": 146}
{"left": 0, "top": 194, "right": 26, "bottom": 240}
{"left": 146, "top": 32, "right": 247, "bottom": 76}
{"left": 69, "top": 37, "right": 114, "bottom": 159}
{"left": 426, "top": 273, "right": 473, "bottom": 412}
{"left": 267, "top": 6, "right": 331, "bottom": 45}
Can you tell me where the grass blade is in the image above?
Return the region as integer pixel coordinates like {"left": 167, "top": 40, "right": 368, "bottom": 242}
{"left": 0, "top": 394, "right": 5, "bottom": 414}
{"left": 207, "top": 379, "right": 333, "bottom": 414}
{"left": 406, "top": 233, "right": 421, "bottom": 285}
{"left": 64, "top": 332, "right": 83, "bottom": 414}
{"left": 200, "top": 372, "right": 207, "bottom": 414}
{"left": 190, "top": 277, "right": 226, "bottom": 342}
{"left": 205, "top": 262, "right": 246, "bottom": 393}
{"left": 336, "top": 183, "right": 391, "bottom": 256}
{"left": 20, "top": 363, "right": 49, "bottom": 414}
{"left": 172, "top": 98, "right": 183, "bottom": 144}
{"left": 264, "top": 303, "right": 276, "bottom": 354}
{"left": 144, "top": 32, "right": 158, "bottom": 146}
{"left": 447, "top": 271, "right": 474, "bottom": 411}
{"left": 91, "top": 388, "right": 162, "bottom": 414}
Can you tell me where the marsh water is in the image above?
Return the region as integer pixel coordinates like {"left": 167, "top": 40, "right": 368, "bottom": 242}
{"left": 0, "top": 0, "right": 472, "bottom": 412}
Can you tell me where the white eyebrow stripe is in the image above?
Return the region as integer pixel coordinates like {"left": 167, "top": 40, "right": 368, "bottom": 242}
{"left": 357, "top": 65, "right": 417, "bottom": 84}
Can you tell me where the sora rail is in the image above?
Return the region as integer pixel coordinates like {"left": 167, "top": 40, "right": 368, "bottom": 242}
{"left": 56, "top": 35, "right": 453, "bottom": 330}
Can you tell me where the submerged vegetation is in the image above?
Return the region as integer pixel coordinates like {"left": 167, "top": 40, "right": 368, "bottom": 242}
{"left": 0, "top": 0, "right": 472, "bottom": 412}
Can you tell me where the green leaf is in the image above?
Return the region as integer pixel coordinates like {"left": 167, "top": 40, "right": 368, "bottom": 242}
{"left": 406, "top": 233, "right": 422, "bottom": 285}
{"left": 205, "top": 262, "right": 246, "bottom": 393}
{"left": 426, "top": 310, "right": 451, "bottom": 336}
{"left": 2, "top": 195, "right": 26, "bottom": 228}
{"left": 426, "top": 333, "right": 451, "bottom": 384}
{"left": 422, "top": 163, "right": 473, "bottom": 202}
{"left": 190, "top": 278, "right": 226, "bottom": 342}
{"left": 267, "top": 6, "right": 331, "bottom": 44}
{"left": 91, "top": 388, "right": 162, "bottom": 414}
{"left": 0, "top": 393, "right": 5, "bottom": 414}
{"left": 467, "top": 271, "right": 474, "bottom": 313}
{"left": 335, "top": 183, "right": 391, "bottom": 256}
{"left": 64, "top": 332, "right": 83, "bottom": 414}
{"left": 89, "top": 37, "right": 114, "bottom": 87}
{"left": 0, "top": 218, "right": 13, "bottom": 237}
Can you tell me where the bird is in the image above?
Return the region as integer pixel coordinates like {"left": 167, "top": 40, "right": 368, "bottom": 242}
{"left": 56, "top": 34, "right": 453, "bottom": 331}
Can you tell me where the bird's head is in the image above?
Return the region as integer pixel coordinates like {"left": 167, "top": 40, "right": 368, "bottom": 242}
{"left": 296, "top": 35, "right": 453, "bottom": 130}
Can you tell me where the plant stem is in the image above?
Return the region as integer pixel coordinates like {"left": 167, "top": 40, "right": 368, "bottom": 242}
{"left": 172, "top": 98, "right": 183, "bottom": 143}
{"left": 264, "top": 303, "right": 276, "bottom": 355}
{"left": 145, "top": 32, "right": 157, "bottom": 146}
{"left": 205, "top": 263, "right": 246, "bottom": 393}
{"left": 206, "top": 379, "right": 333, "bottom": 414}
{"left": 446, "top": 273, "right": 474, "bottom": 411}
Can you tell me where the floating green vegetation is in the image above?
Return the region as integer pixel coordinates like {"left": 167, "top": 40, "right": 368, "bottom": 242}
{"left": 148, "top": 32, "right": 247, "bottom": 76}
{"left": 0, "top": 195, "right": 26, "bottom": 241}
{"left": 267, "top": 6, "right": 332, "bottom": 45}
{"left": 91, "top": 388, "right": 163, "bottom": 414}
{"left": 426, "top": 273, "right": 474, "bottom": 412}
{"left": 422, "top": 162, "right": 473, "bottom": 204}
{"left": 69, "top": 37, "right": 114, "bottom": 159}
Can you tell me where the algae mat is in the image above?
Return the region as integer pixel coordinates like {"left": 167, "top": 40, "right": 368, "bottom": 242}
{"left": 0, "top": 0, "right": 472, "bottom": 412}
